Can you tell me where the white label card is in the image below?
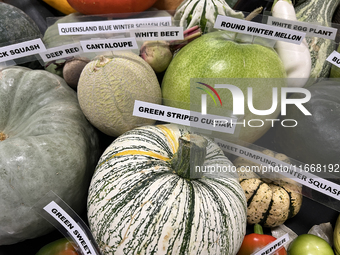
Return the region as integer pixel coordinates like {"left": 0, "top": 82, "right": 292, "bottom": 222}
{"left": 39, "top": 43, "right": 83, "bottom": 62}
{"left": 133, "top": 100, "right": 237, "bottom": 134}
{"left": 58, "top": 17, "right": 172, "bottom": 35}
{"left": 252, "top": 233, "right": 289, "bottom": 255}
{"left": 80, "top": 37, "right": 138, "bottom": 52}
{"left": 214, "top": 15, "right": 306, "bottom": 44}
{"left": 130, "top": 27, "right": 184, "bottom": 41}
{"left": 0, "top": 38, "right": 46, "bottom": 63}
{"left": 326, "top": 50, "right": 340, "bottom": 68}
{"left": 43, "top": 201, "right": 98, "bottom": 255}
{"left": 215, "top": 138, "right": 340, "bottom": 201}
{"left": 267, "top": 16, "right": 337, "bottom": 40}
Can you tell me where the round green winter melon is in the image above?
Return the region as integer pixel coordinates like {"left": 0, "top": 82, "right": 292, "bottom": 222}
{"left": 161, "top": 31, "right": 287, "bottom": 144}
{"left": 77, "top": 51, "right": 162, "bottom": 137}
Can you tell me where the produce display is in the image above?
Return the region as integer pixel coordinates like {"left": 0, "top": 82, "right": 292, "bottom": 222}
{"left": 0, "top": 0, "right": 340, "bottom": 254}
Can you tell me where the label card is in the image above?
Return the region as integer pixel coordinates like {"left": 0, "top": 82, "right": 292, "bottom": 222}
{"left": 43, "top": 201, "right": 100, "bottom": 255}
{"left": 326, "top": 50, "right": 340, "bottom": 68}
{"left": 58, "top": 16, "right": 172, "bottom": 35}
{"left": 40, "top": 43, "right": 83, "bottom": 62}
{"left": 253, "top": 233, "right": 289, "bottom": 255}
{"left": 80, "top": 37, "right": 138, "bottom": 52}
{"left": 0, "top": 38, "right": 46, "bottom": 63}
{"left": 130, "top": 27, "right": 184, "bottom": 41}
{"left": 215, "top": 138, "right": 340, "bottom": 202}
{"left": 267, "top": 16, "right": 337, "bottom": 40}
{"left": 214, "top": 15, "right": 306, "bottom": 44}
{"left": 133, "top": 100, "right": 237, "bottom": 134}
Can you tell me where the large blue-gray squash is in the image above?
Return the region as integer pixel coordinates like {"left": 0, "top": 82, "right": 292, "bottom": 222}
{"left": 0, "top": 66, "right": 100, "bottom": 245}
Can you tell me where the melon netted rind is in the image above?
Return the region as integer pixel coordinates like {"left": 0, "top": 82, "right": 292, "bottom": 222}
{"left": 77, "top": 51, "right": 162, "bottom": 137}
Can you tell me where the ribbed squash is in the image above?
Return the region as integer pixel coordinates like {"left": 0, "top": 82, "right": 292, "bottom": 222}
{"left": 0, "top": 67, "right": 100, "bottom": 245}
{"left": 295, "top": 0, "right": 340, "bottom": 79}
{"left": 173, "top": 0, "right": 244, "bottom": 32}
{"left": 87, "top": 124, "right": 247, "bottom": 255}
{"left": 233, "top": 149, "right": 303, "bottom": 228}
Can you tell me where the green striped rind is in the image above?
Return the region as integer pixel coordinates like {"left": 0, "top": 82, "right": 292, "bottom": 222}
{"left": 87, "top": 124, "right": 247, "bottom": 255}
{"left": 295, "top": 0, "right": 340, "bottom": 79}
{"left": 174, "top": 0, "right": 244, "bottom": 33}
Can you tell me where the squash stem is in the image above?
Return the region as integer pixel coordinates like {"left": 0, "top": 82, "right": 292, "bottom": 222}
{"left": 0, "top": 132, "right": 7, "bottom": 141}
{"left": 171, "top": 134, "right": 207, "bottom": 179}
{"left": 254, "top": 224, "right": 264, "bottom": 235}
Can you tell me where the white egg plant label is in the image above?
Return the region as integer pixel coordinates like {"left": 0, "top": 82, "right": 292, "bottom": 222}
{"left": 0, "top": 38, "right": 46, "bottom": 63}
{"left": 267, "top": 16, "right": 337, "bottom": 40}
{"left": 39, "top": 43, "right": 83, "bottom": 62}
{"left": 58, "top": 16, "right": 172, "bottom": 35}
{"left": 214, "top": 15, "right": 305, "bottom": 44}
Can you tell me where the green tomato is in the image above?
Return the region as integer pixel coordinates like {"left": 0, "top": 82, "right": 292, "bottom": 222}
{"left": 288, "top": 234, "right": 334, "bottom": 255}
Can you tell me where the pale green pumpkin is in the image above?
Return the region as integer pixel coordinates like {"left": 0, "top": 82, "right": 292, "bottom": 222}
{"left": 0, "top": 67, "right": 100, "bottom": 245}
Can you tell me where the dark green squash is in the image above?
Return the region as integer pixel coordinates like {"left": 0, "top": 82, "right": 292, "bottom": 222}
{"left": 273, "top": 80, "right": 340, "bottom": 166}
{"left": 0, "top": 2, "right": 42, "bottom": 46}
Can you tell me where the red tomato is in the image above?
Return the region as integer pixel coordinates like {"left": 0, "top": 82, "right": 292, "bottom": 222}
{"left": 66, "top": 0, "right": 158, "bottom": 17}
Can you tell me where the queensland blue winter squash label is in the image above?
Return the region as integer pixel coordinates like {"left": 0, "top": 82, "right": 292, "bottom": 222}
{"left": 80, "top": 37, "right": 138, "bottom": 52}
{"left": 0, "top": 38, "right": 46, "bottom": 63}
{"left": 214, "top": 15, "right": 305, "bottom": 44}
{"left": 267, "top": 16, "right": 337, "bottom": 40}
{"left": 39, "top": 43, "right": 83, "bottom": 62}
{"left": 58, "top": 16, "right": 172, "bottom": 35}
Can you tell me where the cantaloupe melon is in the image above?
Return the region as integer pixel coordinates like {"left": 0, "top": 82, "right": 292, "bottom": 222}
{"left": 77, "top": 51, "right": 162, "bottom": 137}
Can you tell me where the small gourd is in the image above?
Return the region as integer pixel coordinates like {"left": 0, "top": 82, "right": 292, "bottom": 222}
{"left": 233, "top": 149, "right": 303, "bottom": 228}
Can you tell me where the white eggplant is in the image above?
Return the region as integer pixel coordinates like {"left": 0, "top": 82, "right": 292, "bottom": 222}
{"left": 272, "top": 0, "right": 312, "bottom": 87}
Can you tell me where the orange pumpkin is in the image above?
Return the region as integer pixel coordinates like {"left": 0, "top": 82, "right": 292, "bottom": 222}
{"left": 66, "top": 0, "right": 158, "bottom": 17}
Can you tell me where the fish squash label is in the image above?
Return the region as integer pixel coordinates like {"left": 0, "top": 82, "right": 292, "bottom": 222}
{"left": 0, "top": 38, "right": 46, "bottom": 63}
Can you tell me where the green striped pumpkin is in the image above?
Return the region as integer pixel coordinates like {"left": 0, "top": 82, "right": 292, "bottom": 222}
{"left": 174, "top": 0, "right": 244, "bottom": 33}
{"left": 87, "top": 124, "right": 247, "bottom": 255}
{"left": 295, "top": 0, "right": 340, "bottom": 79}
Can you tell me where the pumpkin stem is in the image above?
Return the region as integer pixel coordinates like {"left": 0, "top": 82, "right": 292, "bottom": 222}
{"left": 0, "top": 132, "right": 7, "bottom": 141}
{"left": 171, "top": 134, "right": 207, "bottom": 179}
